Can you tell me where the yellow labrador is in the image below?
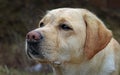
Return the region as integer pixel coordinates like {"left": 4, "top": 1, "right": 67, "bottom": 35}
{"left": 26, "top": 8, "right": 120, "bottom": 75}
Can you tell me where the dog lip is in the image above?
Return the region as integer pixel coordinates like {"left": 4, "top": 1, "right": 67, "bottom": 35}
{"left": 27, "top": 47, "right": 45, "bottom": 59}
{"left": 27, "top": 41, "right": 45, "bottom": 59}
{"left": 28, "top": 47, "right": 39, "bottom": 55}
{"left": 27, "top": 50, "right": 32, "bottom": 58}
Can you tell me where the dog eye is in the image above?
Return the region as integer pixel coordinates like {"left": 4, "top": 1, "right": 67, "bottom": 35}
{"left": 60, "top": 24, "right": 72, "bottom": 31}
{"left": 39, "top": 22, "right": 44, "bottom": 27}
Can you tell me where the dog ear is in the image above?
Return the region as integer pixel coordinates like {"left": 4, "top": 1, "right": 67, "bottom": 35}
{"left": 83, "top": 11, "right": 112, "bottom": 59}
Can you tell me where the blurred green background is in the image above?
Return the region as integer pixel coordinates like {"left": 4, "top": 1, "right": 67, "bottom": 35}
{"left": 0, "top": 0, "right": 120, "bottom": 75}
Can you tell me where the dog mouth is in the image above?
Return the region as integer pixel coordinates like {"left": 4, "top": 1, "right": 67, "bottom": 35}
{"left": 26, "top": 39, "right": 60, "bottom": 65}
{"left": 26, "top": 40, "right": 44, "bottom": 59}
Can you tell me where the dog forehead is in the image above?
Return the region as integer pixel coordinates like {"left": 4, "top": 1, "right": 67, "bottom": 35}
{"left": 46, "top": 8, "right": 84, "bottom": 18}
{"left": 43, "top": 8, "right": 85, "bottom": 24}
{"left": 49, "top": 8, "right": 82, "bottom": 13}
{"left": 49, "top": 8, "right": 75, "bottom": 13}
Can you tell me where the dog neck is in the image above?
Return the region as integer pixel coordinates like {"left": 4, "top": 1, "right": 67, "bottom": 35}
{"left": 52, "top": 62, "right": 87, "bottom": 75}
{"left": 51, "top": 48, "right": 115, "bottom": 75}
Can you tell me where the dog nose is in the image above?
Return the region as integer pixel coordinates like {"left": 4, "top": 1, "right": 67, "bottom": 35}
{"left": 26, "top": 31, "right": 41, "bottom": 41}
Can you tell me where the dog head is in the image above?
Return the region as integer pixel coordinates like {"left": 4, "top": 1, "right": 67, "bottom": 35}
{"left": 26, "top": 8, "right": 112, "bottom": 64}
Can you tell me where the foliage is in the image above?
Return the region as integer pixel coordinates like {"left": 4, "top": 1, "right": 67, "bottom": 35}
{"left": 0, "top": 65, "right": 52, "bottom": 75}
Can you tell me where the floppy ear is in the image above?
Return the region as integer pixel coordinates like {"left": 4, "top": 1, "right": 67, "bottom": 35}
{"left": 83, "top": 11, "right": 112, "bottom": 59}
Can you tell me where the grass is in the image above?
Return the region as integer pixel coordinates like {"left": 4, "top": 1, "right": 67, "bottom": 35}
{"left": 0, "top": 65, "right": 52, "bottom": 75}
